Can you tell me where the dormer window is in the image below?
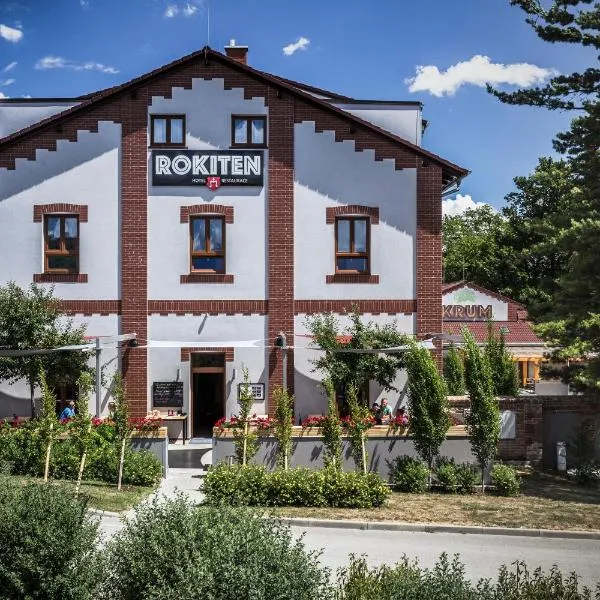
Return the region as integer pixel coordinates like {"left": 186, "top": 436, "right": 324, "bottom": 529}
{"left": 150, "top": 114, "right": 185, "bottom": 147}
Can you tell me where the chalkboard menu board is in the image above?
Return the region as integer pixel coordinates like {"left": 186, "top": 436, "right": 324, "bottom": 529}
{"left": 152, "top": 381, "right": 184, "bottom": 408}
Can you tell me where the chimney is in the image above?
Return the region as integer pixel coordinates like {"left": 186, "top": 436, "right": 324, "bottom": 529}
{"left": 224, "top": 39, "right": 248, "bottom": 65}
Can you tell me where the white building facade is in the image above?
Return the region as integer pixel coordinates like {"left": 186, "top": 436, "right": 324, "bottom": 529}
{"left": 0, "top": 44, "right": 467, "bottom": 437}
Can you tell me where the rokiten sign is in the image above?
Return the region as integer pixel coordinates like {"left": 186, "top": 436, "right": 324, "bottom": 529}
{"left": 443, "top": 304, "right": 493, "bottom": 321}
{"left": 152, "top": 150, "right": 264, "bottom": 187}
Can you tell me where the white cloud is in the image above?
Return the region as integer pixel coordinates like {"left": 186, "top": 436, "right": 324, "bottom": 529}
{"left": 0, "top": 23, "right": 23, "bottom": 43}
{"left": 1, "top": 78, "right": 15, "bottom": 86}
{"left": 0, "top": 92, "right": 8, "bottom": 99}
{"left": 405, "top": 54, "right": 556, "bottom": 97}
{"left": 3, "top": 61, "right": 17, "bottom": 72}
{"left": 183, "top": 3, "right": 197, "bottom": 16}
{"left": 443, "top": 194, "right": 492, "bottom": 217}
{"left": 80, "top": 0, "right": 90, "bottom": 7}
{"left": 283, "top": 36, "right": 310, "bottom": 56}
{"left": 164, "top": 1, "right": 203, "bottom": 18}
{"left": 35, "top": 55, "right": 119, "bottom": 74}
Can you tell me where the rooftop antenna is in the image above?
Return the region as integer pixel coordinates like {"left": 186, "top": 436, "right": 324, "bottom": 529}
{"left": 206, "top": 0, "right": 210, "bottom": 47}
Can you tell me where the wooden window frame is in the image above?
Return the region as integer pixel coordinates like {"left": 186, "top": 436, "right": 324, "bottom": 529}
{"left": 44, "top": 214, "right": 79, "bottom": 274}
{"left": 335, "top": 216, "right": 370, "bottom": 274}
{"left": 150, "top": 114, "right": 186, "bottom": 148}
{"left": 189, "top": 216, "right": 226, "bottom": 274}
{"left": 230, "top": 114, "right": 267, "bottom": 148}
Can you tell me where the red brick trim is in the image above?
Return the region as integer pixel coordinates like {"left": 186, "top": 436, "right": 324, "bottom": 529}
{"left": 180, "top": 274, "right": 234, "bottom": 284}
{"left": 58, "top": 300, "right": 121, "bottom": 315}
{"left": 416, "top": 165, "right": 443, "bottom": 366}
{"left": 148, "top": 300, "right": 268, "bottom": 315}
{"left": 33, "top": 204, "right": 88, "bottom": 222}
{"left": 34, "top": 273, "right": 88, "bottom": 283}
{"left": 295, "top": 300, "right": 416, "bottom": 315}
{"left": 326, "top": 274, "right": 379, "bottom": 284}
{"left": 180, "top": 347, "right": 235, "bottom": 362}
{"left": 180, "top": 204, "right": 234, "bottom": 224}
{"left": 325, "top": 205, "right": 379, "bottom": 225}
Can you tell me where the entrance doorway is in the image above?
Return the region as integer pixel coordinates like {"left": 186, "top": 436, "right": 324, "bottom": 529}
{"left": 191, "top": 353, "right": 225, "bottom": 438}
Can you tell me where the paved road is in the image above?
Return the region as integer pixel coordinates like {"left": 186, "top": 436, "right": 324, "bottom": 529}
{"left": 98, "top": 516, "right": 600, "bottom": 589}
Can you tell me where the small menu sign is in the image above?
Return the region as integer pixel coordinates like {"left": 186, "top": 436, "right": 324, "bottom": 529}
{"left": 152, "top": 381, "right": 184, "bottom": 408}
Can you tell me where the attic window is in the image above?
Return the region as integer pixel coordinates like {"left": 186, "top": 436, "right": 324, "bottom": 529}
{"left": 150, "top": 114, "right": 185, "bottom": 147}
{"left": 231, "top": 115, "right": 266, "bottom": 147}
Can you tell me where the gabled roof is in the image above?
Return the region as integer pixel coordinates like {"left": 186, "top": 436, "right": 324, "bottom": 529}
{"left": 442, "top": 280, "right": 525, "bottom": 309}
{"left": 443, "top": 321, "right": 543, "bottom": 345}
{"left": 0, "top": 46, "right": 468, "bottom": 184}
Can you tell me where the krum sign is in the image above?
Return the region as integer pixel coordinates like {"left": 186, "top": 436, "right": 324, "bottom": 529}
{"left": 152, "top": 150, "right": 264, "bottom": 187}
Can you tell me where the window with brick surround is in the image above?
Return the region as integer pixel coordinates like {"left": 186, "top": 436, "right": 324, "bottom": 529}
{"left": 150, "top": 114, "right": 185, "bottom": 147}
{"left": 44, "top": 215, "right": 79, "bottom": 273}
{"left": 231, "top": 115, "right": 266, "bottom": 147}
{"left": 335, "top": 217, "right": 370, "bottom": 273}
{"left": 190, "top": 216, "right": 225, "bottom": 273}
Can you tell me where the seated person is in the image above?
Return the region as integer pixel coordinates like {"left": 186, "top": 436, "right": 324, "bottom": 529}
{"left": 371, "top": 402, "right": 381, "bottom": 424}
{"left": 395, "top": 406, "right": 408, "bottom": 425}
{"left": 59, "top": 400, "right": 76, "bottom": 422}
{"left": 380, "top": 398, "right": 393, "bottom": 424}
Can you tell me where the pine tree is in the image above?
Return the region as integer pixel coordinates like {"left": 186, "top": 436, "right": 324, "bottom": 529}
{"left": 444, "top": 343, "right": 466, "bottom": 395}
{"left": 489, "top": 1, "right": 600, "bottom": 111}
{"left": 463, "top": 329, "right": 499, "bottom": 493}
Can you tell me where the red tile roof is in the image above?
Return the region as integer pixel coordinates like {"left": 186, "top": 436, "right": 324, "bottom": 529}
{"left": 443, "top": 321, "right": 543, "bottom": 345}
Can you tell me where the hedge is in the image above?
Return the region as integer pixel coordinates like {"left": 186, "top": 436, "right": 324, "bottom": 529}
{"left": 203, "top": 463, "right": 390, "bottom": 508}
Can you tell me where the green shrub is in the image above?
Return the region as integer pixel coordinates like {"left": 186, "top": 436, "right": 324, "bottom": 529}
{"left": 336, "top": 553, "right": 596, "bottom": 600}
{"left": 491, "top": 463, "right": 521, "bottom": 496}
{"left": 436, "top": 462, "right": 458, "bottom": 493}
{"left": 389, "top": 455, "right": 429, "bottom": 493}
{"left": 455, "top": 463, "right": 479, "bottom": 494}
{"left": 203, "top": 464, "right": 390, "bottom": 508}
{"left": 99, "top": 496, "right": 334, "bottom": 600}
{"left": 0, "top": 475, "right": 101, "bottom": 600}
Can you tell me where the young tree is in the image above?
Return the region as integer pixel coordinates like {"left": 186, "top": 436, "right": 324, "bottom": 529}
{"left": 484, "top": 323, "right": 519, "bottom": 396}
{"left": 444, "top": 343, "right": 466, "bottom": 395}
{"left": 321, "top": 379, "right": 343, "bottom": 471}
{"left": 345, "top": 383, "right": 373, "bottom": 474}
{"left": 39, "top": 370, "right": 60, "bottom": 483}
{"left": 0, "top": 282, "right": 90, "bottom": 416}
{"left": 463, "top": 329, "right": 500, "bottom": 493}
{"left": 112, "top": 373, "right": 132, "bottom": 491}
{"left": 74, "top": 371, "right": 94, "bottom": 496}
{"left": 306, "top": 307, "right": 408, "bottom": 407}
{"left": 405, "top": 342, "right": 451, "bottom": 487}
{"left": 233, "top": 367, "right": 258, "bottom": 466}
{"left": 273, "top": 386, "right": 294, "bottom": 470}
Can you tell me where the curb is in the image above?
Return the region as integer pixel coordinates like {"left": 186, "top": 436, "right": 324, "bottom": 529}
{"left": 277, "top": 517, "right": 600, "bottom": 540}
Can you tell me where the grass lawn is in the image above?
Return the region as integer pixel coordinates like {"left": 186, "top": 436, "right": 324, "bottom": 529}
{"left": 10, "top": 476, "right": 156, "bottom": 512}
{"left": 272, "top": 470, "right": 600, "bottom": 531}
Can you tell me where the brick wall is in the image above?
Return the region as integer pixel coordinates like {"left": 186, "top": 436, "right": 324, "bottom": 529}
{"left": 449, "top": 395, "right": 600, "bottom": 467}
{"left": 266, "top": 88, "right": 295, "bottom": 414}
{"left": 416, "top": 164, "right": 443, "bottom": 366}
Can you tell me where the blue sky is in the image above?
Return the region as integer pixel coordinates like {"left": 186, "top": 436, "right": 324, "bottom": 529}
{"left": 0, "top": 0, "right": 593, "bottom": 212}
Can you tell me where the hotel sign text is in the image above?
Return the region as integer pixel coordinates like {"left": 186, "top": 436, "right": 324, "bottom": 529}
{"left": 152, "top": 150, "right": 264, "bottom": 187}
{"left": 443, "top": 304, "right": 493, "bottom": 321}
